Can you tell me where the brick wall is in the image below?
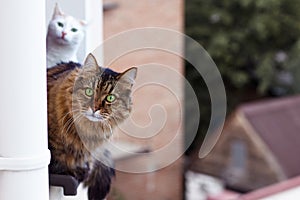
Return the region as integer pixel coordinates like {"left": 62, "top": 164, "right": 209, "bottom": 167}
{"left": 103, "top": 0, "right": 184, "bottom": 199}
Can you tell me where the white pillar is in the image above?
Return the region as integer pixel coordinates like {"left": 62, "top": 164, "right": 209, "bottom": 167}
{"left": 0, "top": 1, "right": 50, "bottom": 200}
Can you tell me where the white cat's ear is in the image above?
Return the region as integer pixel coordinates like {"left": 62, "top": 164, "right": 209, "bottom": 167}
{"left": 80, "top": 20, "right": 88, "bottom": 26}
{"left": 83, "top": 53, "right": 100, "bottom": 72}
{"left": 119, "top": 67, "right": 137, "bottom": 84}
{"left": 52, "top": 3, "right": 64, "bottom": 19}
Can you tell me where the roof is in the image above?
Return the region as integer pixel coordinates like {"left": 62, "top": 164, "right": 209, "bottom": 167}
{"left": 207, "top": 190, "right": 240, "bottom": 200}
{"left": 238, "top": 95, "right": 300, "bottom": 178}
{"left": 239, "top": 175, "right": 300, "bottom": 200}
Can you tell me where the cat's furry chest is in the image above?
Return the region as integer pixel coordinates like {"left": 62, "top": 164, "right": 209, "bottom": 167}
{"left": 46, "top": 43, "right": 79, "bottom": 68}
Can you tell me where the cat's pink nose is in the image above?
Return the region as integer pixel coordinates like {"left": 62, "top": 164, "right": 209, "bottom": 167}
{"left": 61, "top": 31, "right": 67, "bottom": 39}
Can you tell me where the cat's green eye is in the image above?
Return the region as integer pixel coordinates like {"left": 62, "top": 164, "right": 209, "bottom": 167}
{"left": 106, "top": 94, "right": 116, "bottom": 103}
{"left": 71, "top": 28, "right": 78, "bottom": 32}
{"left": 57, "top": 22, "right": 64, "bottom": 27}
{"left": 85, "top": 88, "right": 94, "bottom": 97}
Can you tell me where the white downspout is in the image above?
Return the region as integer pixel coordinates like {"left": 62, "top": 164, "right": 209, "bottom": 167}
{"left": 0, "top": 1, "right": 50, "bottom": 200}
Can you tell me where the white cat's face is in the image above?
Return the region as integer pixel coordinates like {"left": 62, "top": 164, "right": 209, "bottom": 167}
{"left": 48, "top": 12, "right": 85, "bottom": 46}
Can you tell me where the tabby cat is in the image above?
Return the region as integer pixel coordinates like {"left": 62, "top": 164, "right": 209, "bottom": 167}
{"left": 47, "top": 53, "right": 137, "bottom": 199}
{"left": 47, "top": 3, "right": 86, "bottom": 68}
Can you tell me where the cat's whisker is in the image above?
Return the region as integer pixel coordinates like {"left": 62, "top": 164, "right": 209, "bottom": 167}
{"left": 63, "top": 113, "right": 83, "bottom": 135}
{"left": 61, "top": 111, "right": 82, "bottom": 135}
{"left": 62, "top": 117, "right": 75, "bottom": 135}
{"left": 60, "top": 109, "right": 81, "bottom": 126}
{"left": 63, "top": 115, "right": 85, "bottom": 146}
{"left": 59, "top": 108, "right": 81, "bottom": 121}
{"left": 62, "top": 108, "right": 80, "bottom": 118}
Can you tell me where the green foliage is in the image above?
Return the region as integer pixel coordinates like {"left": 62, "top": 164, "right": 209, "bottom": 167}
{"left": 186, "top": 0, "right": 300, "bottom": 93}
{"left": 185, "top": 0, "right": 300, "bottom": 153}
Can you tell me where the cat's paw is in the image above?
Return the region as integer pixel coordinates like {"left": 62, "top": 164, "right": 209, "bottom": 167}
{"left": 85, "top": 150, "right": 115, "bottom": 200}
{"left": 74, "top": 164, "right": 90, "bottom": 182}
{"left": 87, "top": 163, "right": 115, "bottom": 200}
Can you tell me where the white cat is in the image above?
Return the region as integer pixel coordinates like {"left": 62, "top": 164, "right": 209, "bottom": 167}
{"left": 46, "top": 4, "right": 86, "bottom": 68}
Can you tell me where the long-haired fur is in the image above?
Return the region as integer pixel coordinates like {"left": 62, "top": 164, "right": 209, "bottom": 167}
{"left": 47, "top": 53, "right": 137, "bottom": 199}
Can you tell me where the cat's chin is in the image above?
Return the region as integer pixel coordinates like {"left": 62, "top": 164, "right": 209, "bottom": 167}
{"left": 85, "top": 114, "right": 104, "bottom": 122}
{"left": 56, "top": 37, "right": 71, "bottom": 45}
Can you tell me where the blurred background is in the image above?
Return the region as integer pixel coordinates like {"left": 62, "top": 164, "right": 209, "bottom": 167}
{"left": 103, "top": 0, "right": 300, "bottom": 199}
{"left": 185, "top": 0, "right": 300, "bottom": 200}
{"left": 185, "top": 0, "right": 300, "bottom": 153}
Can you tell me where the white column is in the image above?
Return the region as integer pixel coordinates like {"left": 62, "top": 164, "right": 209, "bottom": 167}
{"left": 0, "top": 1, "right": 50, "bottom": 200}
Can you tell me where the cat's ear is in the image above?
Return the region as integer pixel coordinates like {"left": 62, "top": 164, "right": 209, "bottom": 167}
{"left": 80, "top": 20, "right": 88, "bottom": 27}
{"left": 52, "top": 3, "right": 64, "bottom": 19}
{"left": 84, "top": 53, "right": 98, "bottom": 67}
{"left": 83, "top": 53, "right": 101, "bottom": 73}
{"left": 119, "top": 67, "right": 137, "bottom": 84}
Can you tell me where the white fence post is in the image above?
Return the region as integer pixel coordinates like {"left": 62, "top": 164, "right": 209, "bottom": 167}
{"left": 0, "top": 1, "right": 50, "bottom": 200}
